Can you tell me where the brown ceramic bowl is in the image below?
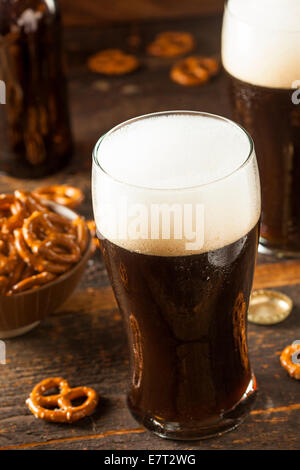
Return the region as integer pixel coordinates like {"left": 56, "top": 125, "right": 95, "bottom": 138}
{"left": 0, "top": 201, "right": 93, "bottom": 339}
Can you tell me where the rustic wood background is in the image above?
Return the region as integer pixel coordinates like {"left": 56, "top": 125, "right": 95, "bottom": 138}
{"left": 60, "top": 0, "right": 225, "bottom": 26}
{"left": 0, "top": 11, "right": 299, "bottom": 450}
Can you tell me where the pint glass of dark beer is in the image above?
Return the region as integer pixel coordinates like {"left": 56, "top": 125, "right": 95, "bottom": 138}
{"left": 222, "top": 0, "right": 300, "bottom": 257}
{"left": 92, "top": 111, "right": 261, "bottom": 440}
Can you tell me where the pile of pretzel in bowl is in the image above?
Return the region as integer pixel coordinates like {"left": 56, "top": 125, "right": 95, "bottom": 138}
{"left": 0, "top": 187, "right": 91, "bottom": 296}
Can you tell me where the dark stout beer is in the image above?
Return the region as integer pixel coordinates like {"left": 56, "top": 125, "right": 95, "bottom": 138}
{"left": 100, "top": 222, "right": 259, "bottom": 432}
{"left": 92, "top": 111, "right": 261, "bottom": 439}
{"left": 228, "top": 75, "right": 300, "bottom": 255}
{"left": 222, "top": 0, "right": 300, "bottom": 257}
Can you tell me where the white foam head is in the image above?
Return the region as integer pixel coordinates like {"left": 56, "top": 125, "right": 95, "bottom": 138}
{"left": 222, "top": 0, "right": 300, "bottom": 89}
{"left": 92, "top": 112, "right": 261, "bottom": 256}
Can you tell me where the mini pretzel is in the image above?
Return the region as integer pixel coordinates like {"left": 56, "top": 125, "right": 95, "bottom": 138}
{"left": 147, "top": 31, "right": 195, "bottom": 57}
{"left": 0, "top": 190, "right": 90, "bottom": 296}
{"left": 8, "top": 271, "right": 56, "bottom": 295}
{"left": 7, "top": 258, "right": 26, "bottom": 288}
{"left": 14, "top": 228, "right": 70, "bottom": 274}
{"left": 26, "top": 377, "right": 99, "bottom": 423}
{"left": 0, "top": 194, "right": 15, "bottom": 216}
{"left": 72, "top": 217, "right": 89, "bottom": 254}
{"left": 194, "top": 56, "right": 220, "bottom": 76}
{"left": 22, "top": 211, "right": 80, "bottom": 259}
{"left": 22, "top": 211, "right": 56, "bottom": 253}
{"left": 14, "top": 190, "right": 46, "bottom": 215}
{"left": 45, "top": 212, "right": 77, "bottom": 238}
{"left": 280, "top": 343, "right": 300, "bottom": 380}
{"left": 0, "top": 195, "right": 25, "bottom": 233}
{"left": 33, "top": 185, "right": 84, "bottom": 209}
{"left": 39, "top": 233, "right": 81, "bottom": 265}
{"left": 170, "top": 56, "right": 219, "bottom": 86}
{"left": 0, "top": 233, "right": 18, "bottom": 275}
{"left": 88, "top": 49, "right": 139, "bottom": 76}
{"left": 86, "top": 220, "right": 100, "bottom": 252}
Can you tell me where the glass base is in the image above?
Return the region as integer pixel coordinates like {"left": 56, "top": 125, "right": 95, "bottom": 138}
{"left": 258, "top": 238, "right": 300, "bottom": 259}
{"left": 128, "top": 375, "right": 257, "bottom": 441}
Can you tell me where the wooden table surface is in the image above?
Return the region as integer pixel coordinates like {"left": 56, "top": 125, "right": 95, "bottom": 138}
{"left": 0, "top": 14, "right": 299, "bottom": 451}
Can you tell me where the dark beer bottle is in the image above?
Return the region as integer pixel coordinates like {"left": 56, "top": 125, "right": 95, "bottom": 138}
{"left": 0, "top": 0, "right": 73, "bottom": 178}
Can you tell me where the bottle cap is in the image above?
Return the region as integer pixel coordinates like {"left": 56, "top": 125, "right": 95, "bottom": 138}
{"left": 248, "top": 289, "right": 293, "bottom": 325}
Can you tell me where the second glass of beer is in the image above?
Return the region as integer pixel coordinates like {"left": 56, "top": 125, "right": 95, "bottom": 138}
{"left": 222, "top": 0, "right": 300, "bottom": 257}
{"left": 92, "top": 111, "right": 261, "bottom": 440}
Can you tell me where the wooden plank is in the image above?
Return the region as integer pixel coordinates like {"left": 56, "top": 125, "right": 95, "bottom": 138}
{"left": 55, "top": 287, "right": 117, "bottom": 315}
{"left": 0, "top": 428, "right": 146, "bottom": 450}
{"left": 253, "top": 261, "right": 300, "bottom": 290}
{"left": 60, "top": 0, "right": 225, "bottom": 26}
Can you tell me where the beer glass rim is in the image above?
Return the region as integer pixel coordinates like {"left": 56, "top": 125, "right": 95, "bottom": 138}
{"left": 92, "top": 110, "right": 255, "bottom": 191}
{"left": 224, "top": 0, "right": 300, "bottom": 33}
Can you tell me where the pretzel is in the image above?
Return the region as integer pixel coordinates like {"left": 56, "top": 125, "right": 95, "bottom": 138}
{"left": 33, "top": 185, "right": 84, "bottom": 209}
{"left": 0, "top": 195, "right": 25, "bottom": 233}
{"left": 14, "top": 227, "right": 50, "bottom": 272}
{"left": 72, "top": 217, "right": 89, "bottom": 254}
{"left": 0, "top": 194, "right": 15, "bottom": 215}
{"left": 86, "top": 220, "right": 100, "bottom": 252}
{"left": 26, "top": 377, "right": 98, "bottom": 423}
{"left": 0, "top": 233, "right": 18, "bottom": 275}
{"left": 38, "top": 233, "right": 81, "bottom": 265}
{"left": 22, "top": 211, "right": 76, "bottom": 251}
{"left": 170, "top": 56, "right": 220, "bottom": 86}
{"left": 20, "top": 264, "right": 36, "bottom": 280}
{"left": 86, "top": 220, "right": 95, "bottom": 236}
{"left": 8, "top": 271, "right": 56, "bottom": 295}
{"left": 14, "top": 228, "right": 72, "bottom": 274}
{"left": 44, "top": 212, "right": 77, "bottom": 238}
{"left": 88, "top": 49, "right": 139, "bottom": 76}
{"left": 0, "top": 190, "right": 90, "bottom": 295}
{"left": 193, "top": 56, "right": 220, "bottom": 77}
{"left": 7, "top": 258, "right": 26, "bottom": 288}
{"left": 14, "top": 190, "right": 46, "bottom": 214}
{"left": 22, "top": 211, "right": 56, "bottom": 253}
{"left": 280, "top": 343, "right": 300, "bottom": 380}
{"left": 147, "top": 31, "right": 195, "bottom": 58}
